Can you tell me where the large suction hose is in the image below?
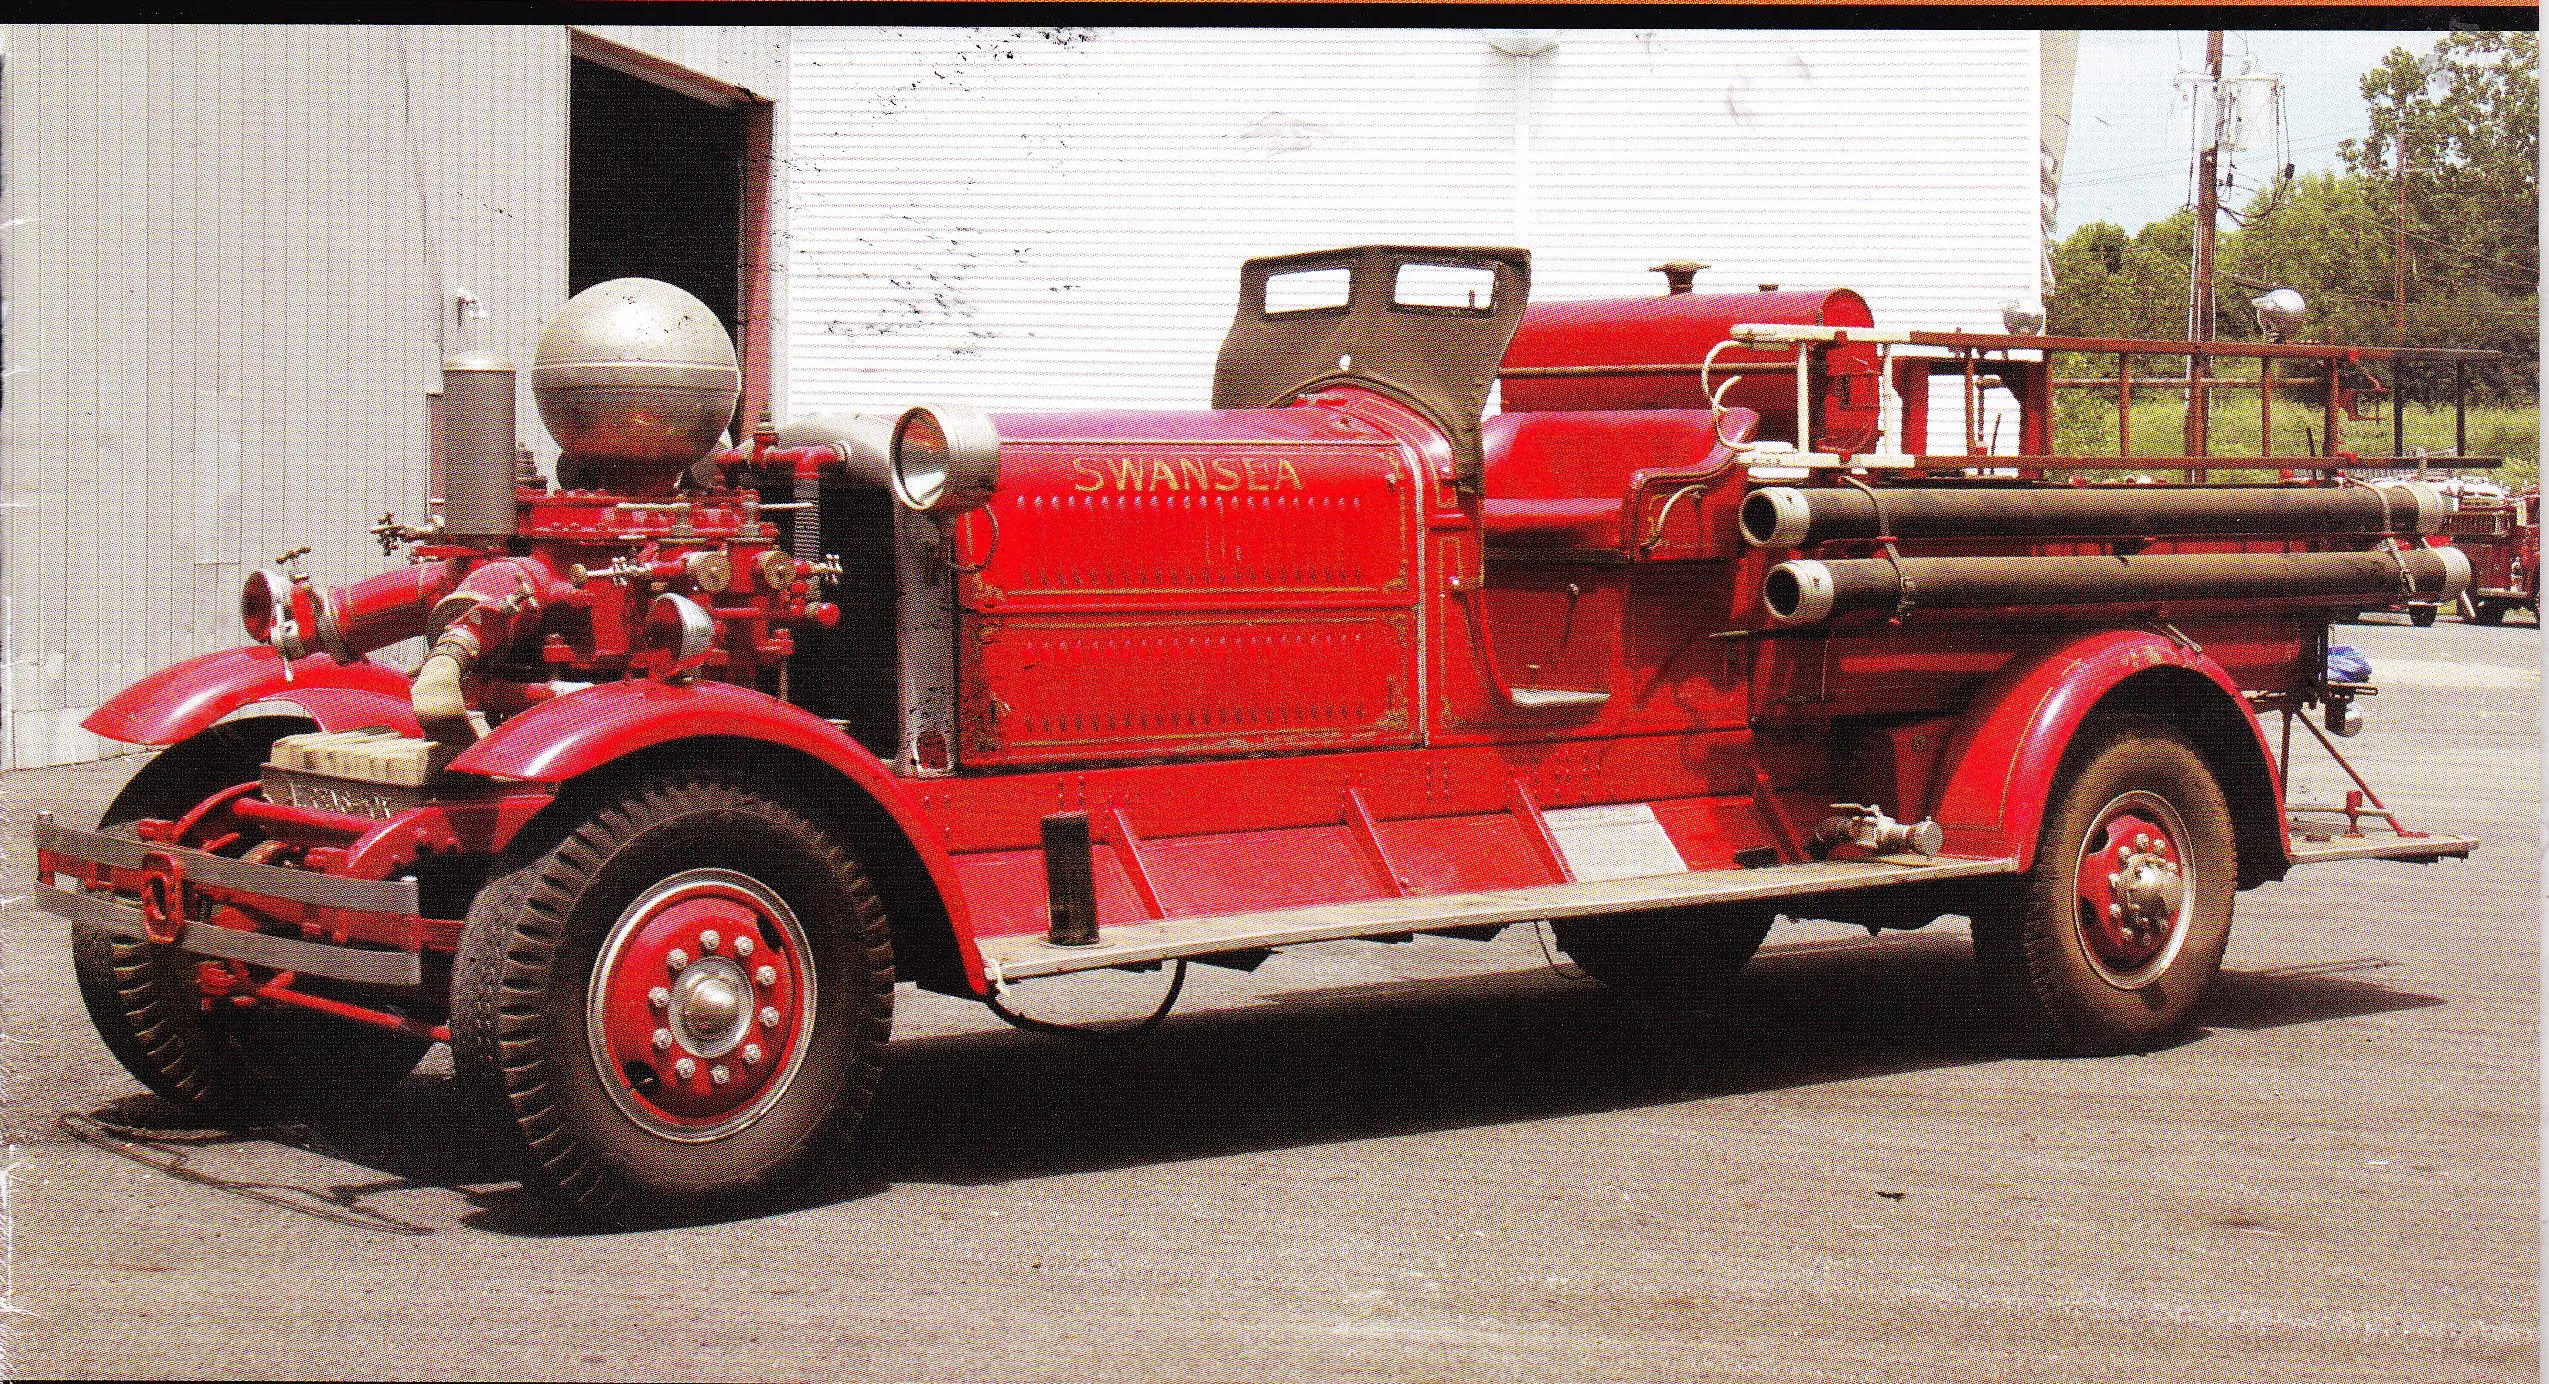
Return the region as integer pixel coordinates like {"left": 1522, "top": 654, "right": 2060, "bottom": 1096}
{"left": 1763, "top": 546, "right": 2472, "bottom": 626}
{"left": 1741, "top": 482, "right": 2448, "bottom": 548}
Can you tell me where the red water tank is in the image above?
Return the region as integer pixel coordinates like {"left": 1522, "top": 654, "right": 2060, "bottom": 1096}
{"left": 1499, "top": 287, "right": 1881, "bottom": 454}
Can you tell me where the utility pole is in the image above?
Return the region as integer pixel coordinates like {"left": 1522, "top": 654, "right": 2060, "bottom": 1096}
{"left": 2393, "top": 130, "right": 2410, "bottom": 343}
{"left": 2185, "top": 30, "right": 2224, "bottom": 461}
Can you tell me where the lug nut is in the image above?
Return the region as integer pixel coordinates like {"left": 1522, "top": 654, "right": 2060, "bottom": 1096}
{"left": 648, "top": 986, "right": 671, "bottom": 1010}
{"left": 653, "top": 1027, "right": 674, "bottom": 1052}
{"left": 755, "top": 964, "right": 779, "bottom": 988}
{"left": 2136, "top": 834, "right": 2153, "bottom": 850}
{"left": 700, "top": 930, "right": 722, "bottom": 953}
{"left": 667, "top": 948, "right": 690, "bottom": 971}
{"left": 759, "top": 1005, "right": 782, "bottom": 1029}
{"left": 675, "top": 1057, "right": 697, "bottom": 1080}
{"left": 734, "top": 936, "right": 755, "bottom": 959}
{"left": 711, "top": 1065, "right": 731, "bottom": 1086}
{"left": 742, "top": 1043, "right": 763, "bottom": 1066}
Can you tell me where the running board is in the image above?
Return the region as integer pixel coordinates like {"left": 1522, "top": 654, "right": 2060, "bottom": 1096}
{"left": 2285, "top": 832, "right": 2477, "bottom": 867}
{"left": 977, "top": 854, "right": 2019, "bottom": 983}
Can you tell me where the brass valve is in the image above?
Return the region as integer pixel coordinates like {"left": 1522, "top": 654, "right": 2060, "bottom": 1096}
{"left": 370, "top": 513, "right": 444, "bottom": 554}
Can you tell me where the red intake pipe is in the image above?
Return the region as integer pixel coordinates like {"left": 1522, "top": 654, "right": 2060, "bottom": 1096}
{"left": 242, "top": 561, "right": 461, "bottom": 664}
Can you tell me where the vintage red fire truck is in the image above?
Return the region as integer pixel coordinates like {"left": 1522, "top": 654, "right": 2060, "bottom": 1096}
{"left": 2442, "top": 486, "right": 2540, "bottom": 625}
{"left": 38, "top": 246, "right": 2485, "bottom": 1223}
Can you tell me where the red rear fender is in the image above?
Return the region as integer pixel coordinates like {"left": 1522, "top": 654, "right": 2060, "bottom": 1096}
{"left": 84, "top": 647, "right": 419, "bottom": 746}
{"left": 1926, "top": 630, "right": 2284, "bottom": 872}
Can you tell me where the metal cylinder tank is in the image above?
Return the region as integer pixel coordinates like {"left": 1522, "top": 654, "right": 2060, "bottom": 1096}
{"left": 1498, "top": 287, "right": 1882, "bottom": 453}
{"left": 1763, "top": 546, "right": 2473, "bottom": 626}
{"left": 1740, "top": 482, "right": 2450, "bottom": 548}
{"left": 439, "top": 353, "right": 518, "bottom": 541}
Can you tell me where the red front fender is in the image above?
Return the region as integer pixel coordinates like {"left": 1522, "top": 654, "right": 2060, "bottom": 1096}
{"left": 445, "top": 680, "right": 982, "bottom": 974}
{"left": 84, "top": 646, "right": 419, "bottom": 746}
{"left": 1926, "top": 629, "right": 2286, "bottom": 871}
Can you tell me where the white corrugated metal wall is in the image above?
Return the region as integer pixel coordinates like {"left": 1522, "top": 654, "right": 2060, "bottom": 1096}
{"left": 0, "top": 25, "right": 783, "bottom": 768}
{"left": 783, "top": 28, "right": 2043, "bottom": 416}
{"left": 1, "top": 26, "right": 566, "bottom": 768}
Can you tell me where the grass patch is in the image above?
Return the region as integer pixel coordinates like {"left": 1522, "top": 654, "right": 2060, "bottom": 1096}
{"left": 2049, "top": 389, "right": 2537, "bottom": 489}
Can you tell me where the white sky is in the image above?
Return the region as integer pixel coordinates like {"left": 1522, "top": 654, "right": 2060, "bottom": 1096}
{"left": 2056, "top": 28, "right": 2469, "bottom": 235}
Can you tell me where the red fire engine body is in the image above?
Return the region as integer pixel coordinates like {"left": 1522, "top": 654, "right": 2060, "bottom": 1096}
{"left": 37, "top": 246, "right": 2485, "bottom": 1223}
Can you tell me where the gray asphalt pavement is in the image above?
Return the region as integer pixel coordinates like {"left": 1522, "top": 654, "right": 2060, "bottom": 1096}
{"left": 3, "top": 615, "right": 2536, "bottom": 1381}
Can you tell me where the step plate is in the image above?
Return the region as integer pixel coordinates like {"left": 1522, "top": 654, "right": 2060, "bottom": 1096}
{"left": 978, "top": 854, "right": 2019, "bottom": 982}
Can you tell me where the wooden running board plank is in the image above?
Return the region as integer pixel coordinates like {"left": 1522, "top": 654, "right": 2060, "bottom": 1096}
{"left": 978, "top": 854, "right": 2018, "bottom": 982}
{"left": 2285, "top": 833, "right": 2477, "bottom": 867}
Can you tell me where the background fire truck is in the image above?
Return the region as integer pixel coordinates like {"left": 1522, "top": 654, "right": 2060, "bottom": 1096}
{"left": 37, "top": 246, "right": 2484, "bottom": 1223}
{"left": 2444, "top": 485, "right": 2540, "bottom": 625}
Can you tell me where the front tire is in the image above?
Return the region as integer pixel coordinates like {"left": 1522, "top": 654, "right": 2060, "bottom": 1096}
{"left": 73, "top": 717, "right": 429, "bottom": 1116}
{"left": 1971, "top": 721, "right": 2236, "bottom": 1054}
{"left": 450, "top": 776, "right": 893, "bottom": 1223}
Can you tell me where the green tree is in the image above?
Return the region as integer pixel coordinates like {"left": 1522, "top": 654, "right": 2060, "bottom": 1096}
{"left": 2220, "top": 171, "right": 2395, "bottom": 344}
{"left": 2047, "top": 212, "right": 2195, "bottom": 342}
{"left": 2341, "top": 31, "right": 2538, "bottom": 301}
{"left": 2052, "top": 32, "right": 2536, "bottom": 402}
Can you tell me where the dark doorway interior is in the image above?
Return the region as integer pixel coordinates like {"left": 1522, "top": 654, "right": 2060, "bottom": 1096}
{"left": 569, "top": 57, "right": 748, "bottom": 360}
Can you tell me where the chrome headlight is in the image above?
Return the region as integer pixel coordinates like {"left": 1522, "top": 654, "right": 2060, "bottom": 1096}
{"left": 889, "top": 404, "right": 1001, "bottom": 515}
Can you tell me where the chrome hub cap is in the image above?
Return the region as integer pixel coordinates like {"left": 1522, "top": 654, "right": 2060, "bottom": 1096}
{"left": 588, "top": 869, "right": 816, "bottom": 1141}
{"left": 2072, "top": 791, "right": 2194, "bottom": 988}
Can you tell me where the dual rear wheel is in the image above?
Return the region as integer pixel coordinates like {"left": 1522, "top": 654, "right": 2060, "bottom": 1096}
{"left": 1972, "top": 721, "right": 2237, "bottom": 1054}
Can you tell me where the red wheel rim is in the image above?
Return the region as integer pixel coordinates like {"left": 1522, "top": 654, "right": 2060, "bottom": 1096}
{"left": 2070, "top": 790, "right": 2193, "bottom": 988}
{"left": 587, "top": 869, "right": 816, "bottom": 1141}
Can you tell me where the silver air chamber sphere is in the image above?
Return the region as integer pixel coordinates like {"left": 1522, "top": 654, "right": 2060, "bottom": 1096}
{"left": 532, "top": 278, "right": 741, "bottom": 492}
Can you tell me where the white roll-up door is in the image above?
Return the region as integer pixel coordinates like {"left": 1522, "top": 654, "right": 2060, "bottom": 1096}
{"left": 786, "top": 27, "right": 2039, "bottom": 419}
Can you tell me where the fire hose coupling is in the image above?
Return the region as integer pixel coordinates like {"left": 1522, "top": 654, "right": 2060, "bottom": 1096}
{"left": 413, "top": 623, "right": 484, "bottom": 747}
{"left": 1811, "top": 804, "right": 1945, "bottom": 859}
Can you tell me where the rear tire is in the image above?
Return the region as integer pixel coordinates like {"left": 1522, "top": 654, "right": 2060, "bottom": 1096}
{"left": 2473, "top": 599, "right": 2508, "bottom": 626}
{"left": 1554, "top": 905, "right": 1774, "bottom": 1003}
{"left": 450, "top": 775, "right": 894, "bottom": 1223}
{"left": 1971, "top": 721, "right": 2236, "bottom": 1055}
{"left": 2410, "top": 603, "right": 2439, "bottom": 627}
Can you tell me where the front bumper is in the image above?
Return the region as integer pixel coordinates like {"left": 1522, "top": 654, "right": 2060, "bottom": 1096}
{"left": 34, "top": 816, "right": 429, "bottom": 987}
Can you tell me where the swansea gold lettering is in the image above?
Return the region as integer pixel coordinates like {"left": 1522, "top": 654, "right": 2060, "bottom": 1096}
{"left": 1061, "top": 452, "right": 1313, "bottom": 494}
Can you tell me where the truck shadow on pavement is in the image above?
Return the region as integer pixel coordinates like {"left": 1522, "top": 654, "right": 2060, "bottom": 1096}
{"left": 64, "top": 932, "right": 2441, "bottom": 1234}
{"left": 853, "top": 933, "right": 2443, "bottom": 1193}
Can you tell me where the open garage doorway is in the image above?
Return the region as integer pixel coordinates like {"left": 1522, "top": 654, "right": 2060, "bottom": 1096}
{"left": 568, "top": 32, "right": 774, "bottom": 432}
